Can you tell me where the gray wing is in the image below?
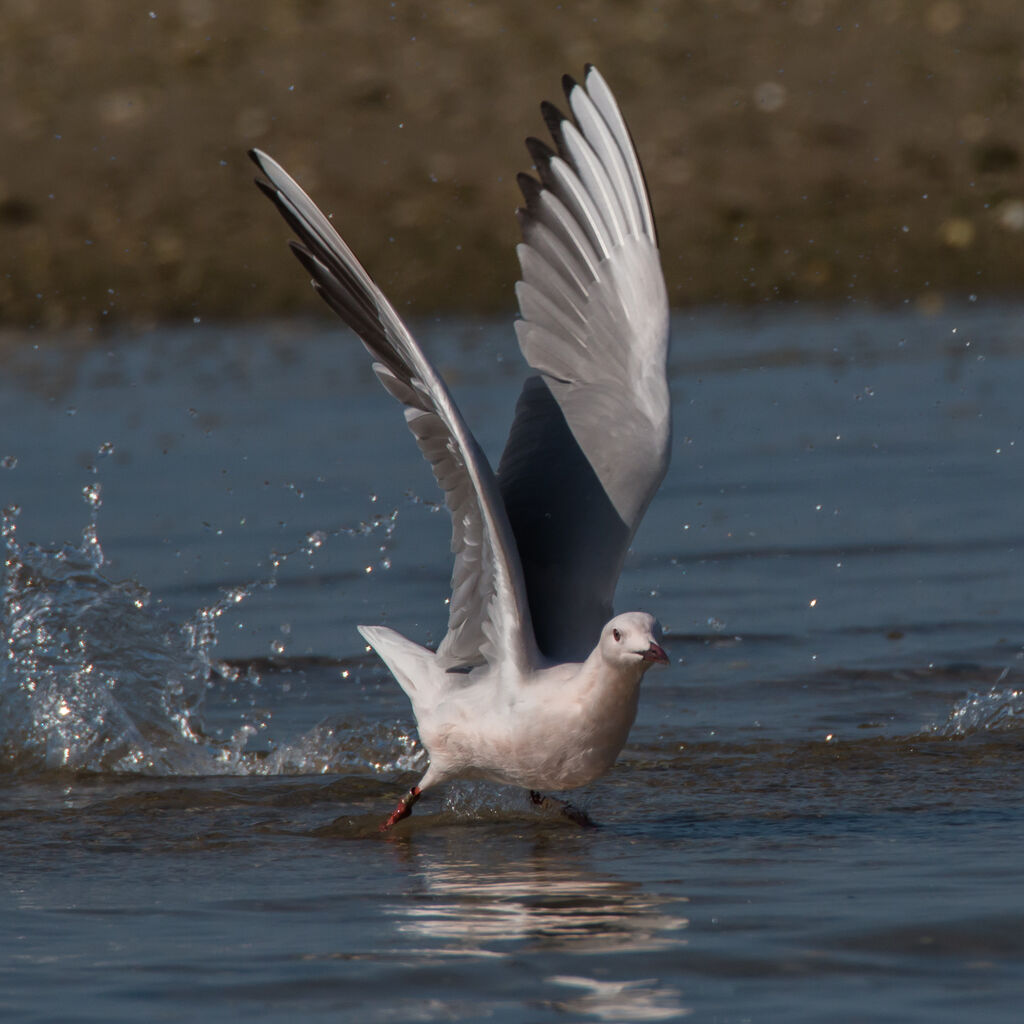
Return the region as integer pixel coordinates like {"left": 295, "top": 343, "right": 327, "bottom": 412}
{"left": 250, "top": 149, "right": 538, "bottom": 672}
{"left": 497, "top": 66, "right": 671, "bottom": 662}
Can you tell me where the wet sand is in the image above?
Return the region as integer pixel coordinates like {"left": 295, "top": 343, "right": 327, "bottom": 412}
{"left": 2, "top": 0, "right": 1024, "bottom": 329}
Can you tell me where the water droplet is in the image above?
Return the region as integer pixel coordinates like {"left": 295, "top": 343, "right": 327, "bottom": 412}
{"left": 1, "top": 455, "right": 17, "bottom": 470}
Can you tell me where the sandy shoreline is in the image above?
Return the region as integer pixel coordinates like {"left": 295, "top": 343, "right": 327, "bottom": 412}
{"left": 2, "top": 0, "right": 1023, "bottom": 329}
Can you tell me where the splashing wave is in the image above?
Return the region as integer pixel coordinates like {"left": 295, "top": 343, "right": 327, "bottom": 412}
{"left": 0, "top": 479, "right": 423, "bottom": 779}
{"left": 938, "top": 680, "right": 1024, "bottom": 737}
{"left": 1, "top": 499, "right": 210, "bottom": 773}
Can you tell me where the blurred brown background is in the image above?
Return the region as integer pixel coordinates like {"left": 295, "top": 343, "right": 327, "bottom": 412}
{"left": 2, "top": 0, "right": 1023, "bottom": 329}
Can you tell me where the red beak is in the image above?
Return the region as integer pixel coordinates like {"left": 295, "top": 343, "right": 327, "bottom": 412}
{"left": 641, "top": 641, "right": 669, "bottom": 665}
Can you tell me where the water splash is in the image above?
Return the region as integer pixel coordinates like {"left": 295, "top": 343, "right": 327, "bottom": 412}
{"left": 260, "top": 718, "right": 425, "bottom": 777}
{"left": 1, "top": 499, "right": 209, "bottom": 773}
{"left": 939, "top": 680, "right": 1024, "bottom": 737}
{"left": 0, "top": 458, "right": 417, "bottom": 777}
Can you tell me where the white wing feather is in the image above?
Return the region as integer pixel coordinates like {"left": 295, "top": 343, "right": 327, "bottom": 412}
{"left": 250, "top": 149, "right": 537, "bottom": 672}
{"left": 498, "top": 66, "right": 671, "bottom": 662}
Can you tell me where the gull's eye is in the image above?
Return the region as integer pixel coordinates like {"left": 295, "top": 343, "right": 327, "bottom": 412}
{"left": 612, "top": 628, "right": 622, "bottom": 642}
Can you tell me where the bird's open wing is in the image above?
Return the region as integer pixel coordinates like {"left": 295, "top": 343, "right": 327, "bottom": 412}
{"left": 250, "top": 149, "right": 537, "bottom": 672}
{"left": 497, "top": 66, "right": 671, "bottom": 662}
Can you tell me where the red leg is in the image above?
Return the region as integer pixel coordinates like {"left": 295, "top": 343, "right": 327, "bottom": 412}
{"left": 379, "top": 785, "right": 422, "bottom": 832}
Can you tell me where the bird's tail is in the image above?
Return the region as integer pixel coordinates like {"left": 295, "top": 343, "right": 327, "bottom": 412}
{"left": 357, "top": 625, "right": 438, "bottom": 705}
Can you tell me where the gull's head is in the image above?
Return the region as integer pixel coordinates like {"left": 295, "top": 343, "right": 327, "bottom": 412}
{"left": 599, "top": 612, "right": 669, "bottom": 675}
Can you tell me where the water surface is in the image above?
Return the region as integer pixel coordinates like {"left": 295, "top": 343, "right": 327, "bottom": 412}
{"left": 2, "top": 305, "right": 1023, "bottom": 1022}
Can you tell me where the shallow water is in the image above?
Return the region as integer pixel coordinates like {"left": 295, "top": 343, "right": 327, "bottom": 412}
{"left": 2, "top": 304, "right": 1024, "bottom": 1022}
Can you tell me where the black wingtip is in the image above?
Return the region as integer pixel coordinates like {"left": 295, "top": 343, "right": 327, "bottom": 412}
{"left": 539, "top": 99, "right": 567, "bottom": 137}
{"left": 516, "top": 171, "right": 542, "bottom": 206}
{"left": 287, "top": 239, "right": 317, "bottom": 272}
{"left": 561, "top": 74, "right": 579, "bottom": 105}
{"left": 524, "top": 136, "right": 555, "bottom": 169}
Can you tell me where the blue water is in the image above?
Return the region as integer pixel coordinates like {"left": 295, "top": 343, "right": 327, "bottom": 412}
{"left": 2, "top": 304, "right": 1023, "bottom": 1022}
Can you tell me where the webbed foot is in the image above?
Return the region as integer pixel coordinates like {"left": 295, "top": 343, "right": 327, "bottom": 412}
{"left": 529, "top": 790, "right": 598, "bottom": 828}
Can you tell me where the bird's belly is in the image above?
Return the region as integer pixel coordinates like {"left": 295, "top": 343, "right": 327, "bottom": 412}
{"left": 421, "top": 701, "right": 629, "bottom": 791}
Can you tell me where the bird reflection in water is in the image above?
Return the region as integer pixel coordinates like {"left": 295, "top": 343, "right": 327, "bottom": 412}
{"left": 384, "top": 839, "right": 691, "bottom": 1018}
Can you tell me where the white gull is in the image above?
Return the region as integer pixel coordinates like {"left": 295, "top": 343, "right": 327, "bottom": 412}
{"left": 250, "top": 65, "right": 671, "bottom": 830}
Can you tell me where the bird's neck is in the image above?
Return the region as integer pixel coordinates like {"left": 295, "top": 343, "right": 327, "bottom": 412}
{"left": 579, "top": 648, "right": 646, "bottom": 705}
